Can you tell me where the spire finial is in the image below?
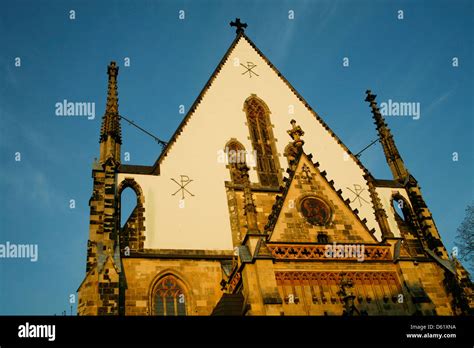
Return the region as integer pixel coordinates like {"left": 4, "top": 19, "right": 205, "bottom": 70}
{"left": 99, "top": 61, "right": 122, "bottom": 164}
{"left": 106, "top": 61, "right": 119, "bottom": 115}
{"left": 365, "top": 89, "right": 408, "bottom": 181}
{"left": 230, "top": 18, "right": 247, "bottom": 34}
{"left": 100, "top": 61, "right": 122, "bottom": 145}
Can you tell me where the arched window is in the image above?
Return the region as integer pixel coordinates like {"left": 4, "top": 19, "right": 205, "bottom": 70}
{"left": 391, "top": 193, "right": 424, "bottom": 256}
{"left": 120, "top": 187, "right": 137, "bottom": 227}
{"left": 392, "top": 198, "right": 405, "bottom": 221}
{"left": 391, "top": 194, "right": 414, "bottom": 224}
{"left": 244, "top": 96, "right": 280, "bottom": 187}
{"left": 117, "top": 178, "right": 145, "bottom": 252}
{"left": 225, "top": 140, "right": 247, "bottom": 184}
{"left": 152, "top": 275, "right": 187, "bottom": 316}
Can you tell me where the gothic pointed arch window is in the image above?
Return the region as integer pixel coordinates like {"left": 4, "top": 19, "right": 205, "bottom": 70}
{"left": 391, "top": 193, "right": 424, "bottom": 255}
{"left": 243, "top": 95, "right": 281, "bottom": 187}
{"left": 117, "top": 178, "right": 146, "bottom": 252}
{"left": 225, "top": 139, "right": 247, "bottom": 184}
{"left": 152, "top": 274, "right": 187, "bottom": 316}
{"left": 391, "top": 194, "right": 415, "bottom": 225}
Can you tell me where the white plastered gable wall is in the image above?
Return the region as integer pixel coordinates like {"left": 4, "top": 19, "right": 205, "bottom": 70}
{"left": 117, "top": 35, "right": 383, "bottom": 250}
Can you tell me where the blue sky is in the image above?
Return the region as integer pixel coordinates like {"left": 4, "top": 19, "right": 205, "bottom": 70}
{"left": 0, "top": 0, "right": 472, "bottom": 314}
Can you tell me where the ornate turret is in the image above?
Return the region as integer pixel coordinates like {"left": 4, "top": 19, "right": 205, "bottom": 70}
{"left": 99, "top": 61, "right": 122, "bottom": 164}
{"left": 364, "top": 173, "right": 394, "bottom": 240}
{"left": 365, "top": 90, "right": 448, "bottom": 259}
{"left": 78, "top": 61, "right": 124, "bottom": 315}
{"left": 365, "top": 90, "right": 408, "bottom": 182}
{"left": 238, "top": 162, "right": 259, "bottom": 233}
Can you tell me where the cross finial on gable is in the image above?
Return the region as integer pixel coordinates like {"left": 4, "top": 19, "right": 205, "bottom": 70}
{"left": 230, "top": 18, "right": 247, "bottom": 34}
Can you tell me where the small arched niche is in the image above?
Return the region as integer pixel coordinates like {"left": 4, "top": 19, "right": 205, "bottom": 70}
{"left": 224, "top": 139, "right": 247, "bottom": 184}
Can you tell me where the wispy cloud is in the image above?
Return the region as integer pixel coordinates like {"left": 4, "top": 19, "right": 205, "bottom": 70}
{"left": 0, "top": 58, "right": 20, "bottom": 94}
{"left": 314, "top": 1, "right": 339, "bottom": 32}
{"left": 0, "top": 163, "right": 67, "bottom": 213}
{"left": 0, "top": 105, "right": 66, "bottom": 167}
{"left": 268, "top": 1, "right": 339, "bottom": 64}
{"left": 424, "top": 89, "right": 455, "bottom": 116}
{"left": 0, "top": 105, "right": 68, "bottom": 213}
{"left": 272, "top": 22, "right": 297, "bottom": 64}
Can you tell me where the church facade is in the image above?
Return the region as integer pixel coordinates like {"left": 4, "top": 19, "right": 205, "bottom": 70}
{"left": 77, "top": 20, "right": 473, "bottom": 316}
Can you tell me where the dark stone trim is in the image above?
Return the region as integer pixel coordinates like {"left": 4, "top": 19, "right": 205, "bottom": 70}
{"left": 242, "top": 232, "right": 268, "bottom": 245}
{"left": 211, "top": 292, "right": 246, "bottom": 316}
{"left": 118, "top": 164, "right": 155, "bottom": 175}
{"left": 373, "top": 179, "right": 404, "bottom": 188}
{"left": 263, "top": 296, "right": 283, "bottom": 305}
{"left": 254, "top": 255, "right": 274, "bottom": 261}
{"left": 271, "top": 259, "right": 394, "bottom": 263}
{"left": 266, "top": 241, "right": 388, "bottom": 246}
{"left": 225, "top": 181, "right": 282, "bottom": 193}
{"left": 394, "top": 257, "right": 438, "bottom": 263}
{"left": 424, "top": 248, "right": 456, "bottom": 274}
{"left": 126, "top": 249, "right": 233, "bottom": 260}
